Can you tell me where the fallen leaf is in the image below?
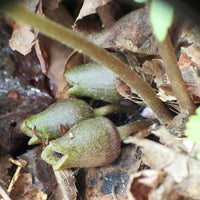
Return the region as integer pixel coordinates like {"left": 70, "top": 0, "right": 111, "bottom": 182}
{"left": 181, "top": 44, "right": 200, "bottom": 68}
{"left": 96, "top": 1, "right": 123, "bottom": 28}
{"left": 56, "top": 51, "right": 85, "bottom": 99}
{"left": 88, "top": 8, "right": 158, "bottom": 55}
{"left": 9, "top": 23, "right": 36, "bottom": 56}
{"left": 179, "top": 24, "right": 200, "bottom": 68}
{"left": 116, "top": 78, "right": 144, "bottom": 105}
{"left": 75, "top": 0, "right": 112, "bottom": 22}
{"left": 10, "top": 173, "right": 33, "bottom": 199}
{"left": 125, "top": 136, "right": 200, "bottom": 198}
{"left": 127, "top": 170, "right": 166, "bottom": 200}
{"left": 41, "top": 4, "right": 74, "bottom": 88}
{"left": 18, "top": 146, "right": 56, "bottom": 196}
{"left": 180, "top": 66, "right": 200, "bottom": 102}
{"left": 166, "top": 111, "right": 189, "bottom": 137}
{"left": 9, "top": 0, "right": 40, "bottom": 55}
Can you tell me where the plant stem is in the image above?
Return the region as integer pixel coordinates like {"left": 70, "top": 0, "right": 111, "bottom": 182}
{"left": 157, "top": 33, "right": 196, "bottom": 115}
{"left": 93, "top": 104, "right": 136, "bottom": 117}
{"left": 117, "top": 119, "right": 154, "bottom": 140}
{"left": 2, "top": 4, "right": 174, "bottom": 124}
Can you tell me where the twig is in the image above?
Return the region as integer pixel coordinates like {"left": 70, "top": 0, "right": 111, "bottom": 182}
{"left": 0, "top": 186, "right": 12, "bottom": 200}
{"left": 2, "top": 3, "right": 174, "bottom": 125}
{"left": 7, "top": 158, "right": 26, "bottom": 194}
{"left": 31, "top": 125, "right": 47, "bottom": 147}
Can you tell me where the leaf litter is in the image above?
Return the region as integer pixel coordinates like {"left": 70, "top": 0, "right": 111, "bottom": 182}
{"left": 1, "top": 0, "right": 200, "bottom": 200}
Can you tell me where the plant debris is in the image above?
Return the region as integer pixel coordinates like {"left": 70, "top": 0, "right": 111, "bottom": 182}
{"left": 1, "top": 0, "right": 200, "bottom": 200}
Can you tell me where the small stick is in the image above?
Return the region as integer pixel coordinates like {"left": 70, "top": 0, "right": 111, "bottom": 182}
{"left": 0, "top": 185, "right": 12, "bottom": 200}
{"left": 60, "top": 124, "right": 69, "bottom": 136}
{"left": 7, "top": 158, "right": 26, "bottom": 194}
{"left": 31, "top": 125, "right": 47, "bottom": 147}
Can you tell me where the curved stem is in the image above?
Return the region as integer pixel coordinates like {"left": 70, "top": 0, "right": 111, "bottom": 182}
{"left": 157, "top": 34, "right": 196, "bottom": 115}
{"left": 93, "top": 104, "right": 136, "bottom": 117}
{"left": 117, "top": 119, "right": 154, "bottom": 140}
{"left": 2, "top": 4, "right": 174, "bottom": 124}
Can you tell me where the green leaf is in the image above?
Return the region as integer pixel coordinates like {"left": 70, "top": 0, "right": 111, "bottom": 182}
{"left": 150, "top": 0, "right": 174, "bottom": 41}
{"left": 185, "top": 107, "right": 200, "bottom": 142}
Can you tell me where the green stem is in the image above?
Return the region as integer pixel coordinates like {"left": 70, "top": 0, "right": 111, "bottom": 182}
{"left": 93, "top": 104, "right": 136, "bottom": 117}
{"left": 157, "top": 34, "right": 196, "bottom": 115}
{"left": 117, "top": 119, "right": 154, "bottom": 140}
{"left": 2, "top": 4, "right": 174, "bottom": 124}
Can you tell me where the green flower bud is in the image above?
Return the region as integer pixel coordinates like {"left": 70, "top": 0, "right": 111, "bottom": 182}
{"left": 65, "top": 61, "right": 123, "bottom": 103}
{"left": 21, "top": 98, "right": 93, "bottom": 145}
{"left": 41, "top": 117, "right": 121, "bottom": 169}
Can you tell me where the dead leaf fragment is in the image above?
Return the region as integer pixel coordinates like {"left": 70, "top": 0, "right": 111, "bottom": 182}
{"left": 10, "top": 173, "right": 32, "bottom": 199}
{"left": 9, "top": 172, "right": 47, "bottom": 200}
{"left": 41, "top": 4, "right": 73, "bottom": 88}
{"left": 125, "top": 137, "right": 200, "bottom": 199}
{"left": 88, "top": 8, "right": 158, "bottom": 55}
{"left": 180, "top": 66, "right": 200, "bottom": 101}
{"left": 56, "top": 51, "right": 85, "bottom": 99}
{"left": 76, "top": 0, "right": 112, "bottom": 21}
{"left": 9, "top": 0, "right": 40, "bottom": 55}
{"left": 127, "top": 170, "right": 166, "bottom": 200}
{"left": 9, "top": 24, "right": 35, "bottom": 55}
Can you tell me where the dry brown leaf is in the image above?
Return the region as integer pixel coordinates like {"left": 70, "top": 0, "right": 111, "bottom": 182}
{"left": 181, "top": 24, "right": 200, "bottom": 46}
{"left": 116, "top": 78, "right": 144, "bottom": 105}
{"left": 9, "top": 0, "right": 40, "bottom": 55}
{"left": 178, "top": 52, "right": 194, "bottom": 68}
{"left": 124, "top": 136, "right": 200, "bottom": 199}
{"left": 34, "top": 38, "right": 48, "bottom": 74}
{"left": 75, "top": 0, "right": 112, "bottom": 22}
{"left": 10, "top": 173, "right": 33, "bottom": 199}
{"left": 56, "top": 51, "right": 85, "bottom": 99}
{"left": 180, "top": 66, "right": 200, "bottom": 101}
{"left": 41, "top": 4, "right": 74, "bottom": 88}
{"left": 127, "top": 170, "right": 166, "bottom": 200}
{"left": 18, "top": 146, "right": 57, "bottom": 197}
{"left": 9, "top": 24, "right": 36, "bottom": 56}
{"left": 96, "top": 1, "right": 123, "bottom": 28}
{"left": 88, "top": 8, "right": 157, "bottom": 55}
{"left": 142, "top": 59, "right": 176, "bottom": 102}
{"left": 73, "top": 0, "right": 113, "bottom": 35}
{"left": 181, "top": 44, "right": 200, "bottom": 68}
{"left": 156, "top": 124, "right": 188, "bottom": 146}
{"left": 179, "top": 24, "right": 200, "bottom": 68}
